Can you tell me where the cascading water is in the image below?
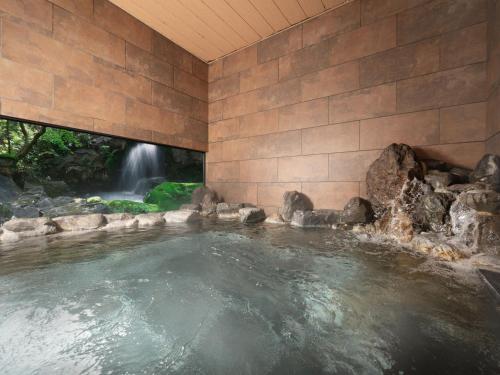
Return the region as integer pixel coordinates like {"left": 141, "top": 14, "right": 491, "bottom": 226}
{"left": 119, "top": 143, "right": 165, "bottom": 193}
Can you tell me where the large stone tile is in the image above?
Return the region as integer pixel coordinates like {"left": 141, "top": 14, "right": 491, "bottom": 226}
{"left": 397, "top": 0, "right": 487, "bottom": 45}
{"left": 301, "top": 61, "right": 359, "bottom": 101}
{"left": 330, "top": 83, "right": 397, "bottom": 123}
{"left": 440, "top": 23, "right": 487, "bottom": 70}
{"left": 206, "top": 142, "right": 223, "bottom": 163}
{"left": 94, "top": 0, "right": 152, "bottom": 51}
{"left": 192, "top": 99, "right": 208, "bottom": 122}
{"left": 302, "top": 122, "right": 360, "bottom": 154}
{"left": 208, "top": 118, "right": 239, "bottom": 142}
{"left": 1, "top": 0, "right": 52, "bottom": 31}
{"left": 53, "top": 6, "right": 125, "bottom": 67}
{"left": 415, "top": 142, "right": 486, "bottom": 169}
{"left": 209, "top": 74, "right": 240, "bottom": 102}
{"left": 206, "top": 161, "right": 240, "bottom": 182}
{"left": 302, "top": 182, "right": 359, "bottom": 209}
{"left": 397, "top": 64, "right": 488, "bottom": 112}
{"left": 278, "top": 155, "right": 329, "bottom": 182}
{"left": 487, "top": 87, "right": 500, "bottom": 138}
{"left": 360, "top": 110, "right": 439, "bottom": 149}
{"left": 208, "top": 182, "right": 258, "bottom": 205}
{"left": 223, "top": 45, "right": 257, "bottom": 77}
{"left": 359, "top": 38, "right": 439, "bottom": 88}
{"left": 278, "top": 39, "right": 330, "bottom": 81}
{"left": 278, "top": 98, "right": 329, "bottom": 131}
{"left": 329, "top": 17, "right": 397, "bottom": 66}
{"left": 152, "top": 32, "right": 192, "bottom": 73}
{"left": 209, "top": 101, "right": 224, "bottom": 123}
{"left": 257, "top": 27, "right": 302, "bottom": 64}
{"left": 240, "top": 159, "right": 279, "bottom": 182}
{"left": 303, "top": 0, "right": 360, "bottom": 46}
{"left": 486, "top": 133, "right": 500, "bottom": 155}
{"left": 361, "top": 0, "right": 428, "bottom": 25}
{"left": 440, "top": 102, "right": 487, "bottom": 143}
{"left": 209, "top": 59, "right": 223, "bottom": 83}
{"left": 94, "top": 119, "right": 152, "bottom": 142}
{"left": 127, "top": 43, "right": 173, "bottom": 87}
{"left": 125, "top": 99, "right": 184, "bottom": 134}
{"left": 239, "top": 110, "right": 279, "bottom": 138}
{"left": 152, "top": 82, "right": 192, "bottom": 116}
{"left": 174, "top": 68, "right": 207, "bottom": 102}
{"left": 240, "top": 60, "right": 279, "bottom": 93}
{"left": 49, "top": 0, "right": 93, "bottom": 19}
{"left": 329, "top": 150, "right": 381, "bottom": 181}
{"left": 245, "top": 131, "right": 302, "bottom": 159}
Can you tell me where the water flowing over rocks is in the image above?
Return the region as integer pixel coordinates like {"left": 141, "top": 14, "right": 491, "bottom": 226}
{"left": 279, "top": 191, "right": 313, "bottom": 222}
{"left": 366, "top": 143, "right": 423, "bottom": 214}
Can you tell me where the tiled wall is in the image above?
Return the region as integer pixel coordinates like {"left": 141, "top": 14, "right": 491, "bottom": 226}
{"left": 0, "top": 0, "right": 208, "bottom": 152}
{"left": 487, "top": 0, "right": 500, "bottom": 153}
{"left": 207, "top": 0, "right": 490, "bottom": 212}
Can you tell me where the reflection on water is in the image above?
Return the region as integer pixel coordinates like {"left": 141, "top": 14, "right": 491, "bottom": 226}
{"left": 0, "top": 222, "right": 499, "bottom": 375}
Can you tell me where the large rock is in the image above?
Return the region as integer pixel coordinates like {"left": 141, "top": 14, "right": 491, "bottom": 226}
{"left": 470, "top": 154, "right": 500, "bottom": 191}
{"left": 135, "top": 213, "right": 165, "bottom": 227}
{"left": 1, "top": 217, "right": 58, "bottom": 242}
{"left": 191, "top": 186, "right": 220, "bottom": 215}
{"left": 179, "top": 203, "right": 201, "bottom": 211}
{"left": 239, "top": 207, "right": 266, "bottom": 224}
{"left": 424, "top": 170, "right": 457, "bottom": 189}
{"left": 264, "top": 213, "right": 286, "bottom": 225}
{"left": 104, "top": 213, "right": 135, "bottom": 222}
{"left": 279, "top": 191, "right": 313, "bottom": 222}
{"left": 164, "top": 210, "right": 201, "bottom": 223}
{"left": 414, "top": 192, "right": 454, "bottom": 233}
{"left": 366, "top": 144, "right": 423, "bottom": 212}
{"left": 0, "top": 174, "right": 20, "bottom": 203}
{"left": 53, "top": 213, "right": 106, "bottom": 231}
{"left": 342, "top": 197, "right": 374, "bottom": 224}
{"left": 450, "top": 190, "right": 500, "bottom": 255}
{"left": 291, "top": 210, "right": 341, "bottom": 227}
{"left": 217, "top": 202, "right": 244, "bottom": 219}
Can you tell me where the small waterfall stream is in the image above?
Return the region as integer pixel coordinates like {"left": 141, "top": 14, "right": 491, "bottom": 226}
{"left": 119, "top": 143, "right": 165, "bottom": 193}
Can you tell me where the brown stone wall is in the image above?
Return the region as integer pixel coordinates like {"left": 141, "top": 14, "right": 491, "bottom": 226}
{"left": 207, "top": 0, "right": 489, "bottom": 212}
{"left": 487, "top": 0, "right": 500, "bottom": 153}
{"left": 0, "top": 0, "right": 208, "bottom": 152}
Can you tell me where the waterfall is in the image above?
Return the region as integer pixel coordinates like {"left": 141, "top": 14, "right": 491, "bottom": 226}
{"left": 119, "top": 143, "right": 165, "bottom": 192}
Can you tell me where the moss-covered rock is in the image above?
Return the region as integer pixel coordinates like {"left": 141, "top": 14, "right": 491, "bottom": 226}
{"left": 105, "top": 200, "right": 161, "bottom": 214}
{"left": 144, "top": 182, "right": 203, "bottom": 211}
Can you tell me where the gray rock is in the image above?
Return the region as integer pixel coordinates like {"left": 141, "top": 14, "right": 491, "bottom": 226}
{"left": 164, "top": 210, "right": 201, "bottom": 223}
{"left": 12, "top": 206, "right": 41, "bottom": 218}
{"left": 102, "top": 218, "right": 138, "bottom": 231}
{"left": 461, "top": 190, "right": 500, "bottom": 213}
{"left": 135, "top": 213, "right": 165, "bottom": 227}
{"left": 1, "top": 217, "right": 58, "bottom": 242}
{"left": 53, "top": 214, "right": 106, "bottom": 231}
{"left": 179, "top": 203, "right": 201, "bottom": 211}
{"left": 0, "top": 174, "right": 20, "bottom": 203}
{"left": 217, "top": 202, "right": 244, "bottom": 219}
{"left": 470, "top": 154, "right": 500, "bottom": 190}
{"left": 424, "top": 170, "right": 456, "bottom": 189}
{"left": 104, "top": 213, "right": 135, "bottom": 223}
{"left": 40, "top": 180, "right": 72, "bottom": 198}
{"left": 342, "top": 197, "right": 374, "bottom": 224}
{"left": 366, "top": 144, "right": 423, "bottom": 212}
{"left": 414, "top": 192, "right": 454, "bottom": 233}
{"left": 291, "top": 210, "right": 341, "bottom": 227}
{"left": 192, "top": 186, "right": 220, "bottom": 214}
{"left": 239, "top": 207, "right": 266, "bottom": 224}
{"left": 279, "top": 191, "right": 313, "bottom": 222}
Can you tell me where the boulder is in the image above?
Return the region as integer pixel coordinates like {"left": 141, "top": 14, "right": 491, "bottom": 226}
{"left": 53, "top": 213, "right": 106, "bottom": 231}
{"left": 424, "top": 170, "right": 457, "bottom": 189}
{"left": 279, "top": 191, "right": 313, "bottom": 222}
{"left": 265, "top": 213, "right": 286, "bottom": 225}
{"left": 414, "top": 192, "right": 454, "bottom": 233}
{"left": 135, "top": 213, "right": 165, "bottom": 227}
{"left": 217, "top": 202, "right": 244, "bottom": 219}
{"left": 164, "top": 210, "right": 201, "bottom": 223}
{"left": 12, "top": 205, "right": 41, "bottom": 218}
{"left": 0, "top": 174, "right": 20, "bottom": 203}
{"left": 291, "top": 210, "right": 341, "bottom": 228}
{"left": 104, "top": 213, "right": 135, "bottom": 222}
{"left": 192, "top": 186, "right": 220, "bottom": 215}
{"left": 0, "top": 217, "right": 58, "bottom": 242}
{"left": 342, "top": 197, "right": 374, "bottom": 224}
{"left": 179, "top": 203, "right": 201, "bottom": 211}
{"left": 366, "top": 144, "right": 423, "bottom": 212}
{"left": 470, "top": 154, "right": 500, "bottom": 190}
{"left": 239, "top": 207, "right": 266, "bottom": 224}
{"left": 450, "top": 191, "right": 500, "bottom": 255}
{"left": 102, "top": 218, "right": 138, "bottom": 231}
{"left": 460, "top": 190, "right": 500, "bottom": 213}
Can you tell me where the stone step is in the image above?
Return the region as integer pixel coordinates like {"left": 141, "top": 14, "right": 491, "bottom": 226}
{"left": 478, "top": 268, "right": 500, "bottom": 301}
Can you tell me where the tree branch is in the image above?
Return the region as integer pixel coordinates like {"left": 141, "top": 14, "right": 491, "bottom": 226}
{"left": 16, "top": 126, "right": 46, "bottom": 161}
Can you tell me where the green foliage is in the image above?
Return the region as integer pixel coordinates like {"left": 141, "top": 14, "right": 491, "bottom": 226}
{"left": 144, "top": 182, "right": 202, "bottom": 211}
{"left": 38, "top": 127, "right": 86, "bottom": 154}
{"left": 105, "top": 200, "right": 161, "bottom": 214}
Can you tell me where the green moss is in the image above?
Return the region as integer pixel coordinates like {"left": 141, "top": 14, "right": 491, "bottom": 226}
{"left": 144, "top": 182, "right": 202, "bottom": 211}
{"left": 105, "top": 200, "right": 161, "bottom": 214}
{"left": 0, "top": 153, "right": 17, "bottom": 161}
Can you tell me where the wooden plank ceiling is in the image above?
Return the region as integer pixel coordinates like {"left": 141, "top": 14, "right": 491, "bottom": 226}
{"left": 109, "top": 0, "right": 347, "bottom": 62}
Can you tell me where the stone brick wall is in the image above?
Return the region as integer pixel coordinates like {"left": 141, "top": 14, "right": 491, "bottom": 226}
{"left": 0, "top": 0, "right": 208, "bottom": 152}
{"left": 207, "top": 0, "right": 490, "bottom": 212}
{"left": 487, "top": 0, "right": 500, "bottom": 153}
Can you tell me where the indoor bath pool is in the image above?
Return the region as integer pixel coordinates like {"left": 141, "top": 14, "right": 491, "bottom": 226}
{"left": 0, "top": 222, "right": 499, "bottom": 375}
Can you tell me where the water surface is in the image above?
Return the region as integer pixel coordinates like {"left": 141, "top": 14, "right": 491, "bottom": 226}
{"left": 0, "top": 222, "right": 499, "bottom": 374}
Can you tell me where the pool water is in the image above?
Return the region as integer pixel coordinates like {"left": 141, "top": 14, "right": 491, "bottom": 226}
{"left": 0, "top": 221, "right": 499, "bottom": 374}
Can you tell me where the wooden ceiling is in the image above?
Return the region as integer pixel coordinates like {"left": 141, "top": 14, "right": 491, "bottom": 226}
{"left": 109, "top": 0, "right": 347, "bottom": 62}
